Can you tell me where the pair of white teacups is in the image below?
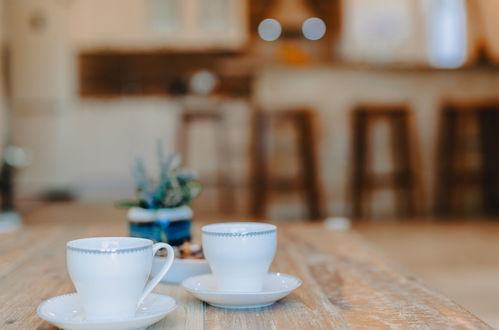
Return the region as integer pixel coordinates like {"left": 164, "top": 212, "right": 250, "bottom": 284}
{"left": 67, "top": 222, "right": 276, "bottom": 321}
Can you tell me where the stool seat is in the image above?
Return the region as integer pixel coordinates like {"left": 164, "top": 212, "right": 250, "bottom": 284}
{"left": 182, "top": 111, "right": 223, "bottom": 121}
{"left": 250, "top": 108, "right": 323, "bottom": 220}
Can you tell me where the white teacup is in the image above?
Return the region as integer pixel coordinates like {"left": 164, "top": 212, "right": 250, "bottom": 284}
{"left": 67, "top": 237, "right": 174, "bottom": 320}
{"left": 202, "top": 222, "right": 277, "bottom": 292}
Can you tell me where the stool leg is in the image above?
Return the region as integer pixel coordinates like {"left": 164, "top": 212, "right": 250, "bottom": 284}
{"left": 250, "top": 112, "right": 268, "bottom": 218}
{"left": 390, "top": 112, "right": 415, "bottom": 217}
{"left": 217, "top": 117, "right": 235, "bottom": 215}
{"left": 295, "top": 113, "right": 322, "bottom": 220}
{"left": 435, "top": 108, "right": 457, "bottom": 217}
{"left": 0, "top": 163, "right": 15, "bottom": 211}
{"left": 479, "top": 107, "right": 499, "bottom": 215}
{"left": 351, "top": 111, "right": 368, "bottom": 219}
{"left": 177, "top": 114, "right": 190, "bottom": 164}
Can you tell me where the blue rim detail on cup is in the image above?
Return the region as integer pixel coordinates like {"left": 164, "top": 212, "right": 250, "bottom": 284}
{"left": 67, "top": 245, "right": 150, "bottom": 254}
{"left": 67, "top": 237, "right": 152, "bottom": 254}
{"left": 201, "top": 222, "right": 276, "bottom": 237}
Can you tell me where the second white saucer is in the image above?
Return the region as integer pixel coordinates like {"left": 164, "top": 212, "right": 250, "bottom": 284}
{"left": 152, "top": 256, "right": 211, "bottom": 284}
{"left": 37, "top": 293, "right": 177, "bottom": 330}
{"left": 181, "top": 272, "right": 302, "bottom": 309}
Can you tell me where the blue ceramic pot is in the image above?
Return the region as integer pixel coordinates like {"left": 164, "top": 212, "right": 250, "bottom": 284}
{"left": 127, "top": 206, "right": 192, "bottom": 246}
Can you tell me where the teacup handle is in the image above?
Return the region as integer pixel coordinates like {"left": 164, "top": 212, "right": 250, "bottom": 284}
{"left": 138, "top": 242, "right": 174, "bottom": 307}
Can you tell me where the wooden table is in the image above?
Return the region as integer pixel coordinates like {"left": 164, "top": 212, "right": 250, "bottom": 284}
{"left": 0, "top": 205, "right": 491, "bottom": 329}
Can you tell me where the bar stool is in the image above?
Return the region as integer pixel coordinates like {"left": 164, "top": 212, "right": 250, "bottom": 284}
{"left": 177, "top": 107, "right": 235, "bottom": 214}
{"left": 250, "top": 108, "right": 322, "bottom": 220}
{"left": 350, "top": 105, "right": 417, "bottom": 219}
{"left": 435, "top": 101, "right": 499, "bottom": 216}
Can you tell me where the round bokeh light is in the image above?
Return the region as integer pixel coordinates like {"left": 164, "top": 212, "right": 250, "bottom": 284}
{"left": 258, "top": 18, "right": 282, "bottom": 42}
{"left": 302, "top": 17, "right": 326, "bottom": 40}
{"left": 189, "top": 70, "right": 218, "bottom": 95}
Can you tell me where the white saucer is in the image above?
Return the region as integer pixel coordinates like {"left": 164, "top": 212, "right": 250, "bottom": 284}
{"left": 181, "top": 272, "right": 302, "bottom": 309}
{"left": 152, "top": 256, "right": 211, "bottom": 284}
{"left": 37, "top": 293, "right": 177, "bottom": 330}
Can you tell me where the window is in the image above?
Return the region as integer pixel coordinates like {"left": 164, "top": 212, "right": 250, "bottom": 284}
{"left": 427, "top": 0, "right": 467, "bottom": 68}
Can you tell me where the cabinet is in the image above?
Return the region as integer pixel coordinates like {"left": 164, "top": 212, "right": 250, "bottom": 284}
{"left": 69, "top": 0, "right": 248, "bottom": 51}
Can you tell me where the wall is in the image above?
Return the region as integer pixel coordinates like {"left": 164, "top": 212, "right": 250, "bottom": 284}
{"left": 7, "top": 0, "right": 74, "bottom": 193}
{"left": 0, "top": 0, "right": 7, "bottom": 151}
{"left": 13, "top": 98, "right": 182, "bottom": 199}
{"left": 476, "top": 0, "right": 499, "bottom": 61}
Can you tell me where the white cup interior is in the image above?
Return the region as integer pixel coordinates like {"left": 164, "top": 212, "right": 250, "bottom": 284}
{"left": 67, "top": 237, "right": 151, "bottom": 252}
{"left": 202, "top": 222, "right": 276, "bottom": 235}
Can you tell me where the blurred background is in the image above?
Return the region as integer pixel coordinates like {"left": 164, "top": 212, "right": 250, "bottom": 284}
{"left": 1, "top": 0, "right": 499, "bottom": 326}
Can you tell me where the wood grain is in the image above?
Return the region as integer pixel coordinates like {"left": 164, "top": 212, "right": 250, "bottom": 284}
{"left": 0, "top": 204, "right": 491, "bottom": 329}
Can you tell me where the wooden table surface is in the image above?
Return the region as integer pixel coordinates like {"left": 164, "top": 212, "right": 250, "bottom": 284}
{"left": 0, "top": 204, "right": 492, "bottom": 329}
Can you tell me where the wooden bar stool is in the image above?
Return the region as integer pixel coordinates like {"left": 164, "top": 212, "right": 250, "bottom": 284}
{"left": 178, "top": 108, "right": 235, "bottom": 214}
{"left": 435, "top": 101, "right": 499, "bottom": 216}
{"left": 350, "top": 105, "right": 417, "bottom": 219}
{"left": 250, "top": 108, "right": 322, "bottom": 220}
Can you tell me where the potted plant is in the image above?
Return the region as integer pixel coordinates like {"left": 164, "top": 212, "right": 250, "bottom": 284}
{"left": 117, "top": 145, "right": 201, "bottom": 246}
